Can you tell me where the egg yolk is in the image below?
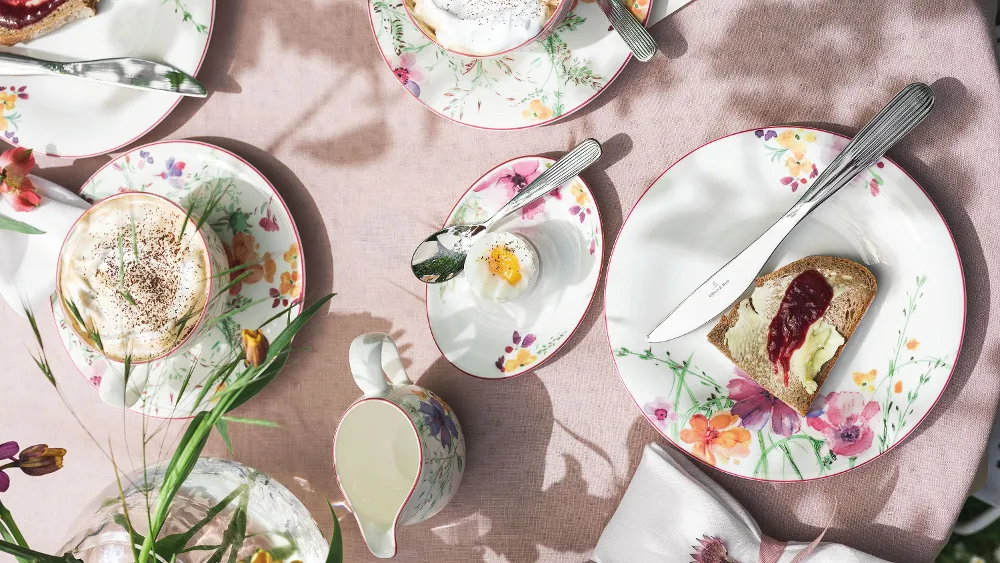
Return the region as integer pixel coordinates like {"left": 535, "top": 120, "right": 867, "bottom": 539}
{"left": 487, "top": 245, "right": 521, "bottom": 286}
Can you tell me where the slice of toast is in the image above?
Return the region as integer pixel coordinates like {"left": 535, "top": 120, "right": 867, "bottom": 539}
{"left": 707, "top": 256, "right": 876, "bottom": 416}
{"left": 0, "top": 0, "right": 98, "bottom": 47}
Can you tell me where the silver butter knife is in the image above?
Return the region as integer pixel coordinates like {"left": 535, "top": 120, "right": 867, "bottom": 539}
{"left": 595, "top": 0, "right": 657, "bottom": 62}
{"left": 646, "top": 82, "right": 935, "bottom": 343}
{"left": 0, "top": 52, "right": 206, "bottom": 97}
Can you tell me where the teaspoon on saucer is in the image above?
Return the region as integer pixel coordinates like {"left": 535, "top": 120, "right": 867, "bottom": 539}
{"left": 411, "top": 138, "right": 603, "bottom": 284}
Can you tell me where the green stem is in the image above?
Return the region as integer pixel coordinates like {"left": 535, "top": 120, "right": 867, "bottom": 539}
{"left": 778, "top": 443, "right": 803, "bottom": 480}
{"left": 0, "top": 539, "right": 74, "bottom": 563}
{"left": 755, "top": 430, "right": 768, "bottom": 476}
{"left": 0, "top": 501, "right": 28, "bottom": 553}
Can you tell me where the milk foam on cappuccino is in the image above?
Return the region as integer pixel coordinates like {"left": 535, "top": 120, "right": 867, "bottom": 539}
{"left": 58, "top": 194, "right": 212, "bottom": 362}
{"left": 411, "top": 0, "right": 556, "bottom": 55}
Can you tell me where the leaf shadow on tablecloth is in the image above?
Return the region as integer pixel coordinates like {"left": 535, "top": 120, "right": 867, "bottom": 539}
{"left": 388, "top": 358, "right": 661, "bottom": 563}
{"left": 137, "top": 0, "right": 245, "bottom": 143}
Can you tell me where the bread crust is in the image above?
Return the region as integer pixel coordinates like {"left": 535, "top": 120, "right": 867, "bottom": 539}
{"left": 707, "top": 256, "right": 877, "bottom": 415}
{"left": 0, "top": 0, "right": 98, "bottom": 47}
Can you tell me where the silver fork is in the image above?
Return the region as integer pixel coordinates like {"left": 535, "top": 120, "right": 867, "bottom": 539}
{"left": 594, "top": 0, "right": 657, "bottom": 62}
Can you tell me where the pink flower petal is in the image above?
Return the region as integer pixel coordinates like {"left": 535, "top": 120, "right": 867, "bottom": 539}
{"left": 0, "top": 441, "right": 18, "bottom": 459}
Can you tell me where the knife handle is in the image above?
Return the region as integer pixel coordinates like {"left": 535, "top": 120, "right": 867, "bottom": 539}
{"left": 0, "top": 52, "right": 62, "bottom": 76}
{"left": 788, "top": 83, "right": 934, "bottom": 217}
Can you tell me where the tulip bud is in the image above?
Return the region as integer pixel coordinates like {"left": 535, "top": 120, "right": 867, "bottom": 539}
{"left": 16, "top": 444, "right": 65, "bottom": 477}
{"left": 242, "top": 329, "right": 269, "bottom": 368}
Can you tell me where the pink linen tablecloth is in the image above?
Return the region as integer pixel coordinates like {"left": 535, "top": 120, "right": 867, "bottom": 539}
{"left": 3, "top": 0, "right": 1000, "bottom": 561}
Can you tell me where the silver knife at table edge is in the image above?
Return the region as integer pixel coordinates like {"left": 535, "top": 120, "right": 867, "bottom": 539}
{"left": 645, "top": 83, "right": 935, "bottom": 344}
{"left": 0, "top": 51, "right": 206, "bottom": 97}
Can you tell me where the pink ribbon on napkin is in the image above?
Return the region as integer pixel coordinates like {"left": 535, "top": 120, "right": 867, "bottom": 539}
{"left": 758, "top": 499, "right": 835, "bottom": 563}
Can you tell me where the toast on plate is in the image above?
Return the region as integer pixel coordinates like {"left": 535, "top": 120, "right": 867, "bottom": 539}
{"left": 0, "top": 0, "right": 98, "bottom": 47}
{"left": 707, "top": 256, "right": 876, "bottom": 415}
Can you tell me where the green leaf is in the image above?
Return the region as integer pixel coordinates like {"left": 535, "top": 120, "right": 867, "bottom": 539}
{"left": 221, "top": 416, "right": 281, "bottom": 428}
{"left": 325, "top": 498, "right": 344, "bottom": 563}
{"left": 155, "top": 484, "right": 248, "bottom": 557}
{"left": 0, "top": 215, "right": 44, "bottom": 235}
{"left": 215, "top": 419, "right": 233, "bottom": 456}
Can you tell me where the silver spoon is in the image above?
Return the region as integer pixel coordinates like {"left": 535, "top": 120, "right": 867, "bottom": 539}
{"left": 595, "top": 0, "right": 657, "bottom": 62}
{"left": 411, "top": 138, "right": 603, "bottom": 284}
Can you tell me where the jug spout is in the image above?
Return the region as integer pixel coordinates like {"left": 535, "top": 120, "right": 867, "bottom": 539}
{"left": 357, "top": 517, "right": 398, "bottom": 559}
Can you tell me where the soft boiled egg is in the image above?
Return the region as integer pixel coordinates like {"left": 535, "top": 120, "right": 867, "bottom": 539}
{"left": 464, "top": 231, "right": 538, "bottom": 303}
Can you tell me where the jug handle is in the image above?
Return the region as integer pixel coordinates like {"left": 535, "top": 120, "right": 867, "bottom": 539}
{"left": 349, "top": 333, "right": 413, "bottom": 397}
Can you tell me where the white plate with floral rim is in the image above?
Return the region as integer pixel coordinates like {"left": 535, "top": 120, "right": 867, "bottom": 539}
{"left": 0, "top": 0, "right": 213, "bottom": 158}
{"left": 51, "top": 140, "right": 305, "bottom": 418}
{"left": 427, "top": 155, "right": 603, "bottom": 378}
{"left": 605, "top": 127, "right": 965, "bottom": 481}
{"left": 368, "top": 0, "right": 650, "bottom": 129}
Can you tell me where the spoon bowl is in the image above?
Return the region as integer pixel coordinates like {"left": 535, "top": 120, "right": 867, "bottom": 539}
{"left": 411, "top": 139, "right": 603, "bottom": 284}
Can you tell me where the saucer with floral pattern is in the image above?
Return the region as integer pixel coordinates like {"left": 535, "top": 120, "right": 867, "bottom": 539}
{"left": 369, "top": 0, "right": 650, "bottom": 129}
{"left": 51, "top": 140, "right": 305, "bottom": 418}
{"left": 427, "top": 155, "right": 603, "bottom": 379}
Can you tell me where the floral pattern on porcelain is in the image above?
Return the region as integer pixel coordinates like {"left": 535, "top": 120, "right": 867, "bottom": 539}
{"left": 757, "top": 127, "right": 886, "bottom": 195}
{"left": 388, "top": 386, "right": 466, "bottom": 525}
{"left": 428, "top": 155, "right": 602, "bottom": 379}
{"left": 616, "top": 276, "right": 950, "bottom": 479}
{"left": 369, "top": 0, "right": 650, "bottom": 129}
{"left": 0, "top": 86, "right": 27, "bottom": 142}
{"left": 51, "top": 142, "right": 304, "bottom": 419}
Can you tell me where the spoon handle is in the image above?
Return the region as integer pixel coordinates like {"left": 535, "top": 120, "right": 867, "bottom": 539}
{"left": 596, "top": 0, "right": 657, "bottom": 62}
{"left": 483, "top": 138, "right": 603, "bottom": 230}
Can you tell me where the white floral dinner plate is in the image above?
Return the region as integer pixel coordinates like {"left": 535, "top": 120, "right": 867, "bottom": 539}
{"left": 368, "top": 0, "right": 650, "bottom": 129}
{"left": 51, "top": 140, "right": 305, "bottom": 418}
{"left": 606, "top": 128, "right": 965, "bottom": 481}
{"left": 427, "top": 156, "right": 603, "bottom": 378}
{"left": 0, "top": 0, "right": 214, "bottom": 157}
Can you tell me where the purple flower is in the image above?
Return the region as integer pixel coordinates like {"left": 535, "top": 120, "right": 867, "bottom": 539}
{"left": 139, "top": 150, "right": 153, "bottom": 164}
{"left": 0, "top": 441, "right": 17, "bottom": 493}
{"left": 393, "top": 53, "right": 424, "bottom": 98}
{"left": 158, "top": 157, "right": 186, "bottom": 189}
{"left": 642, "top": 397, "right": 678, "bottom": 430}
{"left": 521, "top": 333, "right": 536, "bottom": 348}
{"left": 691, "top": 535, "right": 735, "bottom": 563}
{"left": 727, "top": 368, "right": 800, "bottom": 437}
{"left": 419, "top": 397, "right": 459, "bottom": 450}
{"left": 807, "top": 391, "right": 880, "bottom": 457}
{"left": 474, "top": 161, "right": 542, "bottom": 198}
{"left": 513, "top": 331, "right": 521, "bottom": 345}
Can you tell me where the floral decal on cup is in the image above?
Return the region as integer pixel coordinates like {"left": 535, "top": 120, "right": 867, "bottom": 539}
{"left": 419, "top": 396, "right": 460, "bottom": 450}
{"left": 158, "top": 157, "right": 187, "bottom": 189}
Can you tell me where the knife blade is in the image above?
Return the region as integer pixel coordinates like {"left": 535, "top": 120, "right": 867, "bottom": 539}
{"left": 0, "top": 52, "right": 206, "bottom": 97}
{"left": 645, "top": 82, "right": 935, "bottom": 343}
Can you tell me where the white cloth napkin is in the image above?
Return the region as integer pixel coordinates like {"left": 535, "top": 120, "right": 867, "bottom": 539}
{"left": 593, "top": 443, "right": 890, "bottom": 563}
{"left": 0, "top": 174, "right": 90, "bottom": 317}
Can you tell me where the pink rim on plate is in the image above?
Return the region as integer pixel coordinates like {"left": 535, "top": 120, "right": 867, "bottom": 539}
{"left": 51, "top": 140, "right": 306, "bottom": 419}
{"left": 605, "top": 127, "right": 965, "bottom": 481}
{"left": 426, "top": 154, "right": 604, "bottom": 379}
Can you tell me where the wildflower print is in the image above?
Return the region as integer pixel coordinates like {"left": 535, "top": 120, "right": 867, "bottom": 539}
{"left": 806, "top": 392, "right": 880, "bottom": 457}
{"left": 393, "top": 53, "right": 424, "bottom": 97}
{"left": 679, "top": 411, "right": 751, "bottom": 466}
{"left": 521, "top": 99, "right": 553, "bottom": 121}
{"left": 157, "top": 157, "right": 186, "bottom": 189}
{"left": 852, "top": 369, "right": 877, "bottom": 392}
{"left": 727, "top": 367, "right": 799, "bottom": 437}
{"left": 642, "top": 397, "right": 678, "bottom": 431}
